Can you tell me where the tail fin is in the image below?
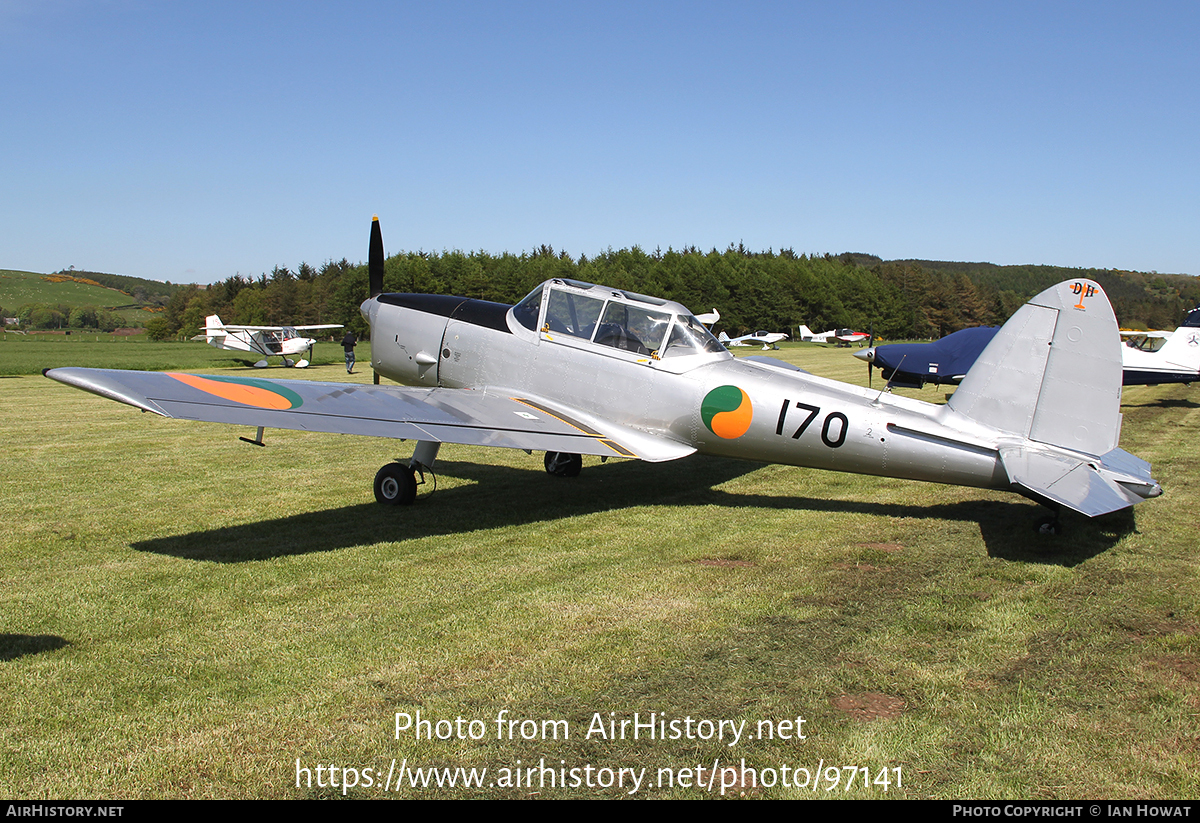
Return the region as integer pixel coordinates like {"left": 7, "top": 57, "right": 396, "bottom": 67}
{"left": 947, "top": 279, "right": 1161, "bottom": 516}
{"left": 948, "top": 279, "right": 1122, "bottom": 457}
{"left": 1154, "top": 325, "right": 1200, "bottom": 373}
{"left": 205, "top": 315, "right": 225, "bottom": 331}
{"left": 718, "top": 331, "right": 731, "bottom": 343}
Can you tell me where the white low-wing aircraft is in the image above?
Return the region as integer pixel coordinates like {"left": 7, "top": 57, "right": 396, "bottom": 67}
{"left": 45, "top": 217, "right": 1161, "bottom": 532}
{"left": 797, "top": 325, "right": 870, "bottom": 345}
{"left": 194, "top": 315, "right": 343, "bottom": 368}
{"left": 718, "top": 329, "right": 789, "bottom": 350}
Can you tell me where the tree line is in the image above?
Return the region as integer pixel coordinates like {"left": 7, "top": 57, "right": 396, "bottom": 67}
{"left": 18, "top": 247, "right": 1199, "bottom": 341}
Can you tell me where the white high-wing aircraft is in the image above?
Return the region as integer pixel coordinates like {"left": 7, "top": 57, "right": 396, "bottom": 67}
{"left": 718, "top": 329, "right": 789, "bottom": 350}
{"left": 45, "top": 217, "right": 1161, "bottom": 533}
{"left": 194, "top": 315, "right": 343, "bottom": 368}
{"left": 797, "top": 325, "right": 870, "bottom": 345}
{"left": 1119, "top": 313, "right": 1200, "bottom": 385}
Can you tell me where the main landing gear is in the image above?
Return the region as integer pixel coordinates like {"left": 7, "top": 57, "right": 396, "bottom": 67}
{"left": 374, "top": 446, "right": 584, "bottom": 506}
{"left": 544, "top": 452, "right": 582, "bottom": 477}
{"left": 374, "top": 441, "right": 441, "bottom": 506}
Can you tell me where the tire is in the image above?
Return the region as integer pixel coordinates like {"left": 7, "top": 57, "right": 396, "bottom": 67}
{"left": 374, "top": 463, "right": 417, "bottom": 505}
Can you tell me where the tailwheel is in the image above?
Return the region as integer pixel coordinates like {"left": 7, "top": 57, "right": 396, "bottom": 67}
{"left": 374, "top": 462, "right": 417, "bottom": 505}
{"left": 1035, "top": 516, "right": 1062, "bottom": 536}
{"left": 544, "top": 452, "right": 582, "bottom": 477}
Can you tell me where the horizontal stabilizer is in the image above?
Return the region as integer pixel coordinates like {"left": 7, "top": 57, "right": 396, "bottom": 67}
{"left": 999, "top": 446, "right": 1146, "bottom": 517}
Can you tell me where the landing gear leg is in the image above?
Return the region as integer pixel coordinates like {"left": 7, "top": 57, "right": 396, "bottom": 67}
{"left": 544, "top": 452, "right": 582, "bottom": 477}
{"left": 409, "top": 441, "right": 441, "bottom": 475}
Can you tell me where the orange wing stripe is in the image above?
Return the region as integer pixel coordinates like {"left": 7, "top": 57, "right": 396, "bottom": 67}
{"left": 167, "top": 373, "right": 295, "bottom": 410}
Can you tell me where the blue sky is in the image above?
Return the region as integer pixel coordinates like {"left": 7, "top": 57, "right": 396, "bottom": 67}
{"left": 3, "top": 1, "right": 1198, "bottom": 283}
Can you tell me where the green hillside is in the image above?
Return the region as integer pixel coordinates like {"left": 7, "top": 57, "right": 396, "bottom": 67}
{"left": 0, "top": 269, "right": 170, "bottom": 327}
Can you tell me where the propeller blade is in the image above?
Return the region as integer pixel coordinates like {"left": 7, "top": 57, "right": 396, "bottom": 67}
{"left": 369, "top": 214, "right": 384, "bottom": 385}
{"left": 369, "top": 214, "right": 385, "bottom": 298}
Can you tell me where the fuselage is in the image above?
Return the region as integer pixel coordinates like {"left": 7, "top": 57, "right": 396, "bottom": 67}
{"left": 212, "top": 329, "right": 317, "bottom": 357}
{"left": 361, "top": 279, "right": 1012, "bottom": 492}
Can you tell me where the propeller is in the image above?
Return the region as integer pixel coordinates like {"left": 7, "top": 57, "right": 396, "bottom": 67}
{"left": 369, "top": 214, "right": 385, "bottom": 298}
{"left": 369, "top": 215, "right": 384, "bottom": 384}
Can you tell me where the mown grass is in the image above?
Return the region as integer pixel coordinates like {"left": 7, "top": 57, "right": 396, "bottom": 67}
{"left": 0, "top": 335, "right": 363, "bottom": 374}
{"left": 0, "top": 345, "right": 1196, "bottom": 799}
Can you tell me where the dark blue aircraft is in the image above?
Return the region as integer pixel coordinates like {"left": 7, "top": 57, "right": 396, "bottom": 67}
{"left": 858, "top": 310, "right": 1200, "bottom": 388}
{"left": 854, "top": 326, "right": 999, "bottom": 388}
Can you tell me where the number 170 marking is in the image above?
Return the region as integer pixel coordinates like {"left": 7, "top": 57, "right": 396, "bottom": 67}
{"left": 776, "top": 399, "right": 848, "bottom": 448}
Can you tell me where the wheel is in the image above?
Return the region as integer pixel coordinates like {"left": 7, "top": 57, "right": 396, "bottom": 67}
{"left": 544, "top": 452, "right": 582, "bottom": 478}
{"left": 374, "top": 463, "right": 417, "bottom": 505}
{"left": 1035, "top": 517, "right": 1061, "bottom": 535}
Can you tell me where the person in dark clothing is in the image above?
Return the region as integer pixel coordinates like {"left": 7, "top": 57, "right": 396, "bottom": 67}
{"left": 342, "top": 332, "right": 358, "bottom": 374}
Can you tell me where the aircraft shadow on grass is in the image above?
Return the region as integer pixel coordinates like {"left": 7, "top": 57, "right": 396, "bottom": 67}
{"left": 132, "top": 455, "right": 1133, "bottom": 567}
{"left": 1125, "top": 396, "right": 1200, "bottom": 410}
{"left": 0, "top": 634, "right": 69, "bottom": 662}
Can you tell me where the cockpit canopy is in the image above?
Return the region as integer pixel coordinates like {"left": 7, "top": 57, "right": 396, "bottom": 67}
{"left": 511, "top": 279, "right": 727, "bottom": 361}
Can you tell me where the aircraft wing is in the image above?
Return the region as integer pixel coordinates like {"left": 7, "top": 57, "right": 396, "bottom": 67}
{"left": 44, "top": 368, "right": 694, "bottom": 463}
{"left": 202, "top": 323, "right": 340, "bottom": 332}
{"left": 1120, "top": 329, "right": 1171, "bottom": 338}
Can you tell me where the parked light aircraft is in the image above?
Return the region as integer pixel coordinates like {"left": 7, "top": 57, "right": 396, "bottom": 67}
{"left": 857, "top": 307, "right": 1200, "bottom": 388}
{"left": 44, "top": 217, "right": 1161, "bottom": 531}
{"left": 718, "top": 329, "right": 789, "bottom": 350}
{"left": 1119, "top": 311, "right": 1200, "bottom": 384}
{"left": 853, "top": 327, "right": 999, "bottom": 388}
{"left": 797, "top": 325, "right": 870, "bottom": 346}
{"left": 194, "top": 315, "right": 343, "bottom": 368}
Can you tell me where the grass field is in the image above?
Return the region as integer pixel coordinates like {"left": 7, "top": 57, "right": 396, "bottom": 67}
{"left": 1, "top": 344, "right": 1196, "bottom": 799}
{"left": 0, "top": 334, "right": 359, "bottom": 375}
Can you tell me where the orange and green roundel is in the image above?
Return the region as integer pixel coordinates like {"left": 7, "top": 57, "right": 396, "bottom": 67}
{"left": 701, "top": 385, "right": 753, "bottom": 439}
{"left": 167, "top": 373, "right": 303, "bottom": 410}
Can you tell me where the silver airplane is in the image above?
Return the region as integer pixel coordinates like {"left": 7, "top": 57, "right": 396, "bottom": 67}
{"left": 45, "top": 217, "right": 1161, "bottom": 530}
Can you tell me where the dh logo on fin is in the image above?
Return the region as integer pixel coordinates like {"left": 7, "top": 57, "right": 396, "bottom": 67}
{"left": 1070, "top": 281, "right": 1097, "bottom": 310}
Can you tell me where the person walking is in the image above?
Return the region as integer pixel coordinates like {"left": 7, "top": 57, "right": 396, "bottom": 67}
{"left": 342, "top": 331, "right": 358, "bottom": 374}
